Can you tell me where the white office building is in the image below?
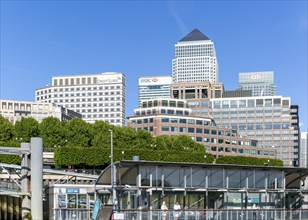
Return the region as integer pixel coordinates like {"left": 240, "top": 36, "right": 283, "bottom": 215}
{"left": 172, "top": 28, "right": 219, "bottom": 83}
{"left": 35, "top": 72, "right": 126, "bottom": 126}
{"left": 138, "top": 76, "right": 171, "bottom": 107}
{"left": 0, "top": 99, "right": 81, "bottom": 124}
{"left": 238, "top": 71, "right": 277, "bottom": 96}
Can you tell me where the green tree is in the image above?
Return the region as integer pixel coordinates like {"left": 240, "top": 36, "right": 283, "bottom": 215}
{"left": 0, "top": 115, "right": 13, "bottom": 142}
{"left": 39, "top": 117, "right": 65, "bottom": 148}
{"left": 91, "top": 121, "right": 112, "bottom": 148}
{"left": 113, "top": 126, "right": 139, "bottom": 149}
{"left": 135, "top": 129, "right": 153, "bottom": 149}
{"left": 171, "top": 135, "right": 205, "bottom": 152}
{"left": 153, "top": 135, "right": 170, "bottom": 150}
{"left": 14, "top": 117, "right": 39, "bottom": 142}
{"left": 64, "top": 118, "right": 92, "bottom": 147}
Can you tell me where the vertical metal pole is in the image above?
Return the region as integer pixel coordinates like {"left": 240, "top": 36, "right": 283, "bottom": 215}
{"left": 30, "top": 137, "right": 43, "bottom": 220}
{"left": 109, "top": 129, "right": 116, "bottom": 203}
{"left": 21, "top": 143, "right": 31, "bottom": 219}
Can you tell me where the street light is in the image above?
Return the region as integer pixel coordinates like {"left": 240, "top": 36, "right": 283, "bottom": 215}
{"left": 109, "top": 129, "right": 116, "bottom": 204}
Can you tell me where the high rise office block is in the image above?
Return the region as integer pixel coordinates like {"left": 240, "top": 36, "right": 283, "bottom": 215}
{"left": 172, "top": 29, "right": 218, "bottom": 83}
{"left": 138, "top": 76, "right": 171, "bottom": 107}
{"left": 238, "top": 71, "right": 277, "bottom": 96}
{"left": 171, "top": 82, "right": 299, "bottom": 166}
{"left": 35, "top": 72, "right": 126, "bottom": 126}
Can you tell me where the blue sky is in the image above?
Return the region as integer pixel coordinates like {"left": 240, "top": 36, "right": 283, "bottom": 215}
{"left": 1, "top": 1, "right": 307, "bottom": 131}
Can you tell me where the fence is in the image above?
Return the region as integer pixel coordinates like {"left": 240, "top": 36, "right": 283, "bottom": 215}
{"left": 52, "top": 208, "right": 308, "bottom": 220}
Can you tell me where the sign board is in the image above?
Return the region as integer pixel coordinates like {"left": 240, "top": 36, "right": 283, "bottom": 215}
{"left": 96, "top": 75, "right": 122, "bottom": 84}
{"left": 139, "top": 76, "right": 172, "bottom": 86}
{"left": 93, "top": 198, "right": 102, "bottom": 220}
{"left": 66, "top": 188, "right": 80, "bottom": 193}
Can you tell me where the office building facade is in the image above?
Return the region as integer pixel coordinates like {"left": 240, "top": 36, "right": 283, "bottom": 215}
{"left": 300, "top": 132, "right": 308, "bottom": 167}
{"left": 172, "top": 29, "right": 218, "bottom": 83}
{"left": 171, "top": 82, "right": 298, "bottom": 166}
{"left": 35, "top": 72, "right": 126, "bottom": 126}
{"left": 238, "top": 71, "right": 277, "bottom": 96}
{"left": 127, "top": 98, "right": 276, "bottom": 159}
{"left": 0, "top": 99, "right": 81, "bottom": 124}
{"left": 138, "top": 76, "right": 171, "bottom": 107}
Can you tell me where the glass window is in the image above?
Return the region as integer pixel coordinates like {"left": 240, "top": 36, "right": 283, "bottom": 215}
{"left": 162, "top": 118, "right": 169, "bottom": 123}
{"left": 188, "top": 119, "right": 194, "bottom": 124}
{"left": 192, "top": 169, "right": 206, "bottom": 187}
{"left": 204, "top": 129, "right": 210, "bottom": 134}
{"left": 78, "top": 194, "right": 87, "bottom": 209}
{"left": 196, "top": 120, "right": 202, "bottom": 125}
{"left": 211, "top": 130, "right": 217, "bottom": 135}
{"left": 196, "top": 128, "right": 202, "bottom": 133}
{"left": 176, "top": 110, "right": 183, "bottom": 115}
{"left": 180, "top": 119, "right": 186, "bottom": 124}
{"left": 162, "top": 127, "right": 169, "bottom": 132}
{"left": 167, "top": 109, "right": 174, "bottom": 114}
{"left": 188, "top": 128, "right": 194, "bottom": 133}
{"left": 180, "top": 127, "right": 186, "bottom": 133}
{"left": 209, "top": 169, "right": 224, "bottom": 188}
{"left": 178, "top": 101, "right": 184, "bottom": 108}
{"left": 255, "top": 171, "right": 266, "bottom": 188}
{"left": 170, "top": 101, "right": 176, "bottom": 107}
{"left": 162, "top": 100, "right": 168, "bottom": 107}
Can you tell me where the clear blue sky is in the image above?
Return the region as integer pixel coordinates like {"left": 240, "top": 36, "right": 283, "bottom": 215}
{"left": 1, "top": 1, "right": 307, "bottom": 131}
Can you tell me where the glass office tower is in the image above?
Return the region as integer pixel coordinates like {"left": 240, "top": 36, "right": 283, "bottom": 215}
{"left": 238, "top": 71, "right": 277, "bottom": 96}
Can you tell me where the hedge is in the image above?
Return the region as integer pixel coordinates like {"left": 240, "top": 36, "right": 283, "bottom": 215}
{"left": 216, "top": 155, "right": 284, "bottom": 167}
{"left": 54, "top": 146, "right": 214, "bottom": 168}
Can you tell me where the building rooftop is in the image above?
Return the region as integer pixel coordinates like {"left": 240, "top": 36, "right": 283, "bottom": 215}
{"left": 179, "top": 28, "right": 210, "bottom": 42}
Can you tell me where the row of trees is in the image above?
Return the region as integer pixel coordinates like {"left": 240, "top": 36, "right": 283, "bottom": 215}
{"left": 0, "top": 115, "right": 205, "bottom": 151}
{"left": 0, "top": 115, "right": 283, "bottom": 167}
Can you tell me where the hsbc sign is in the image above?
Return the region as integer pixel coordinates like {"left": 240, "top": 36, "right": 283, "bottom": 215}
{"left": 139, "top": 76, "right": 172, "bottom": 85}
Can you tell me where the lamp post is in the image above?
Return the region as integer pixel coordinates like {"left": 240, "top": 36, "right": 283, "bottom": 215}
{"left": 109, "top": 129, "right": 116, "bottom": 204}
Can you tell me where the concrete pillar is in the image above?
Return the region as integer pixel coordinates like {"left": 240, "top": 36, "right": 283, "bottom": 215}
{"left": 30, "top": 137, "right": 43, "bottom": 220}
{"left": 3, "top": 195, "right": 8, "bottom": 220}
{"left": 8, "top": 196, "right": 13, "bottom": 219}
{"left": 21, "top": 143, "right": 31, "bottom": 219}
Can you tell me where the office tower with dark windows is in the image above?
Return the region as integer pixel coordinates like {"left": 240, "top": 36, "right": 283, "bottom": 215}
{"left": 238, "top": 71, "right": 277, "bottom": 96}
{"left": 171, "top": 82, "right": 299, "bottom": 166}
{"left": 138, "top": 76, "right": 171, "bottom": 107}
{"left": 35, "top": 72, "right": 126, "bottom": 126}
{"left": 172, "top": 28, "right": 218, "bottom": 83}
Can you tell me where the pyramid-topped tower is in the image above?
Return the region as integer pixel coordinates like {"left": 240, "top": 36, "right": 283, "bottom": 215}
{"left": 172, "top": 28, "right": 218, "bottom": 83}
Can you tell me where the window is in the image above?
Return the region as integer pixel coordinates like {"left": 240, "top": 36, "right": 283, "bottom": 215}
{"left": 188, "top": 128, "right": 194, "bottom": 133}
{"left": 180, "top": 119, "right": 186, "bottom": 124}
{"left": 162, "top": 118, "right": 169, "bottom": 123}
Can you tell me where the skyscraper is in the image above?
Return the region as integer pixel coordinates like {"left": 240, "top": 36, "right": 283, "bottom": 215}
{"left": 138, "top": 76, "right": 171, "bottom": 107}
{"left": 300, "top": 132, "right": 308, "bottom": 167}
{"left": 172, "top": 28, "right": 218, "bottom": 83}
{"left": 238, "top": 71, "right": 277, "bottom": 96}
{"left": 35, "top": 72, "right": 126, "bottom": 126}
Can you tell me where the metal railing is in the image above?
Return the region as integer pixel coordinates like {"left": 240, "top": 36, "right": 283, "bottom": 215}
{"left": 54, "top": 208, "right": 92, "bottom": 220}
{"left": 0, "top": 181, "right": 20, "bottom": 192}
{"left": 114, "top": 209, "right": 308, "bottom": 220}
{"left": 51, "top": 208, "right": 308, "bottom": 220}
